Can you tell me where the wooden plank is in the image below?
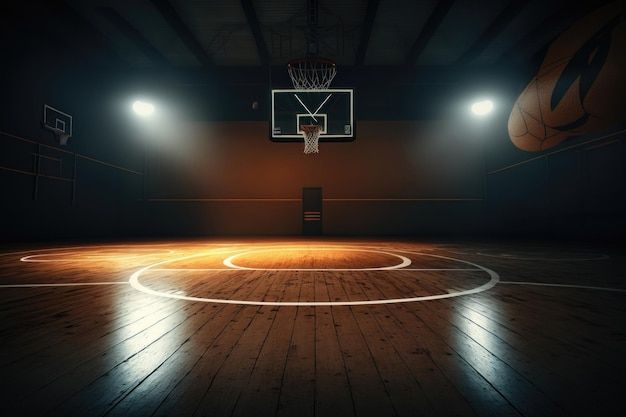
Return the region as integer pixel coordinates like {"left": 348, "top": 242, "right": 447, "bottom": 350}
{"left": 356, "top": 270, "right": 518, "bottom": 417}
{"left": 0, "top": 270, "right": 246, "bottom": 366}
{"left": 40, "top": 269, "right": 271, "bottom": 415}
{"left": 448, "top": 295, "right": 626, "bottom": 416}
{"left": 190, "top": 272, "right": 289, "bottom": 416}
{"left": 106, "top": 270, "right": 276, "bottom": 415}
{"left": 0, "top": 240, "right": 625, "bottom": 417}
{"left": 324, "top": 274, "right": 397, "bottom": 417}
{"left": 7, "top": 299, "right": 203, "bottom": 415}
{"left": 312, "top": 274, "right": 355, "bottom": 417}
{"left": 464, "top": 288, "right": 626, "bottom": 369}
{"left": 276, "top": 272, "right": 316, "bottom": 417}
{"left": 230, "top": 272, "right": 302, "bottom": 417}
{"left": 149, "top": 271, "right": 280, "bottom": 416}
{"left": 343, "top": 272, "right": 441, "bottom": 416}
{"left": 1, "top": 295, "right": 184, "bottom": 397}
{"left": 378, "top": 275, "right": 567, "bottom": 417}
{"left": 0, "top": 286, "right": 158, "bottom": 355}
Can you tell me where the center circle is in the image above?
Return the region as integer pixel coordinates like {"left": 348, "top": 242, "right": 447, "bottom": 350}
{"left": 20, "top": 248, "right": 176, "bottom": 263}
{"left": 128, "top": 246, "right": 500, "bottom": 306}
{"left": 223, "top": 247, "right": 412, "bottom": 271}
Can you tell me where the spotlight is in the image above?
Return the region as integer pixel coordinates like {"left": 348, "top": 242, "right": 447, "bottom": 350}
{"left": 132, "top": 100, "right": 155, "bottom": 117}
{"left": 471, "top": 99, "right": 494, "bottom": 116}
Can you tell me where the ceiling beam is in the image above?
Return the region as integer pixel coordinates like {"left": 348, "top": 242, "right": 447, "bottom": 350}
{"left": 124, "top": 65, "right": 518, "bottom": 89}
{"left": 240, "top": 0, "right": 270, "bottom": 67}
{"left": 3, "top": 1, "right": 125, "bottom": 67}
{"left": 497, "top": 0, "right": 613, "bottom": 65}
{"left": 149, "top": 0, "right": 212, "bottom": 68}
{"left": 405, "top": 0, "right": 455, "bottom": 67}
{"left": 355, "top": 0, "right": 380, "bottom": 66}
{"left": 99, "top": 7, "right": 169, "bottom": 66}
{"left": 57, "top": 1, "right": 126, "bottom": 67}
{"left": 456, "top": 0, "right": 530, "bottom": 64}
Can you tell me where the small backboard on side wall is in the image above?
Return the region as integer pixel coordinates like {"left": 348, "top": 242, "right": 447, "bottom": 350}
{"left": 271, "top": 89, "right": 354, "bottom": 142}
{"left": 43, "top": 104, "right": 73, "bottom": 145}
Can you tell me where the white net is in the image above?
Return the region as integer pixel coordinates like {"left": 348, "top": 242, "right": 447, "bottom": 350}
{"left": 288, "top": 58, "right": 336, "bottom": 90}
{"left": 58, "top": 132, "right": 70, "bottom": 146}
{"left": 301, "top": 125, "right": 322, "bottom": 154}
{"left": 288, "top": 57, "right": 336, "bottom": 154}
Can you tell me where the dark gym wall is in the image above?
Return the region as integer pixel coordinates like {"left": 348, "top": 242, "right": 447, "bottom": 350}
{"left": 144, "top": 120, "right": 486, "bottom": 235}
{"left": 3, "top": 50, "right": 624, "bottom": 240}
{"left": 0, "top": 72, "right": 146, "bottom": 241}
{"left": 485, "top": 126, "right": 626, "bottom": 240}
{"left": 3, "top": 60, "right": 624, "bottom": 240}
{"left": 0, "top": 30, "right": 146, "bottom": 241}
{"left": 1, "top": 54, "right": 495, "bottom": 240}
{"left": 2, "top": 0, "right": 624, "bottom": 240}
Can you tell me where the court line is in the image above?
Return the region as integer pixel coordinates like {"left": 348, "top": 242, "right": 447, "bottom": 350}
{"left": 10, "top": 244, "right": 249, "bottom": 264}
{"left": 0, "top": 243, "right": 460, "bottom": 260}
{"left": 0, "top": 282, "right": 129, "bottom": 288}
{"left": 324, "top": 198, "right": 483, "bottom": 202}
{"left": 499, "top": 281, "right": 626, "bottom": 293}
{"left": 381, "top": 268, "right": 480, "bottom": 271}
{"left": 146, "top": 268, "right": 482, "bottom": 272}
{"left": 8, "top": 244, "right": 620, "bottom": 299}
{"left": 0, "top": 243, "right": 189, "bottom": 258}
{"left": 150, "top": 268, "right": 249, "bottom": 271}
{"left": 223, "top": 247, "right": 412, "bottom": 271}
{"left": 20, "top": 250, "right": 178, "bottom": 263}
{"left": 440, "top": 249, "right": 609, "bottom": 261}
{"left": 129, "top": 248, "right": 500, "bottom": 306}
{"left": 5, "top": 246, "right": 251, "bottom": 290}
{"left": 474, "top": 252, "right": 609, "bottom": 261}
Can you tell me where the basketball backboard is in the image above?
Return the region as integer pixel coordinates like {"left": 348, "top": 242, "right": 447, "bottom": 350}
{"left": 270, "top": 89, "right": 354, "bottom": 142}
{"left": 43, "top": 104, "right": 72, "bottom": 145}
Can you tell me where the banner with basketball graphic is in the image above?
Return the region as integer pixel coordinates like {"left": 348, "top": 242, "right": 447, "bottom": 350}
{"left": 508, "top": 1, "right": 626, "bottom": 151}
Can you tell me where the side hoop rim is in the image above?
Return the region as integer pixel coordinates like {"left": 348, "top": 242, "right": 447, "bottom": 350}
{"left": 300, "top": 124, "right": 323, "bottom": 132}
{"left": 287, "top": 57, "right": 337, "bottom": 67}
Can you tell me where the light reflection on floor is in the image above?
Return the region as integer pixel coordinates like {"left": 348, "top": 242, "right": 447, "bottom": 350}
{"left": 0, "top": 239, "right": 624, "bottom": 416}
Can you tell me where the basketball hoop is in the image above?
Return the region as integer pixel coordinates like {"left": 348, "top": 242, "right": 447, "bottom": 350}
{"left": 288, "top": 57, "right": 336, "bottom": 154}
{"left": 57, "top": 132, "right": 70, "bottom": 146}
{"left": 288, "top": 57, "right": 337, "bottom": 90}
{"left": 42, "top": 104, "right": 72, "bottom": 146}
{"left": 44, "top": 126, "right": 71, "bottom": 146}
{"left": 301, "top": 124, "right": 322, "bottom": 154}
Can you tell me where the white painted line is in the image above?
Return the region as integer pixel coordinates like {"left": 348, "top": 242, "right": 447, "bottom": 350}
{"left": 474, "top": 252, "right": 609, "bottom": 261}
{"left": 294, "top": 93, "right": 318, "bottom": 122}
{"left": 313, "top": 93, "right": 333, "bottom": 115}
{"left": 438, "top": 248, "right": 610, "bottom": 261}
{"left": 442, "top": 250, "right": 471, "bottom": 255}
{"left": 15, "top": 245, "right": 247, "bottom": 264}
{"left": 0, "top": 282, "right": 129, "bottom": 288}
{"left": 128, "top": 248, "right": 500, "bottom": 306}
{"left": 149, "top": 268, "right": 245, "bottom": 271}
{"left": 147, "top": 267, "right": 481, "bottom": 272}
{"left": 399, "top": 268, "right": 481, "bottom": 271}
{"left": 20, "top": 250, "right": 178, "bottom": 263}
{"left": 1, "top": 243, "right": 186, "bottom": 257}
{"left": 499, "top": 281, "right": 626, "bottom": 293}
{"left": 223, "top": 248, "right": 412, "bottom": 271}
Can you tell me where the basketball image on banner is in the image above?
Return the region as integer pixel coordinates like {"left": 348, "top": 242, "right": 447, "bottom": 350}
{"left": 508, "top": 1, "right": 626, "bottom": 152}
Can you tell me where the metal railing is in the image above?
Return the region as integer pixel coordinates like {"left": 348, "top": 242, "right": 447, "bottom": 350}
{"left": 487, "top": 128, "right": 626, "bottom": 175}
{"left": 0, "top": 130, "right": 143, "bottom": 203}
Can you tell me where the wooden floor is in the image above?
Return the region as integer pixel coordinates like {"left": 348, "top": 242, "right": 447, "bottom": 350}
{"left": 1, "top": 239, "right": 625, "bottom": 417}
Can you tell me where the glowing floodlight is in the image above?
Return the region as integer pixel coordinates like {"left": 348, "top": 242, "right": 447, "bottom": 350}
{"left": 471, "top": 99, "right": 494, "bottom": 116}
{"left": 132, "top": 100, "right": 155, "bottom": 117}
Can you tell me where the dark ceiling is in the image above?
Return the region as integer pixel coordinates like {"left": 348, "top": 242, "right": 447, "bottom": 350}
{"left": 3, "top": 0, "right": 612, "bottom": 71}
